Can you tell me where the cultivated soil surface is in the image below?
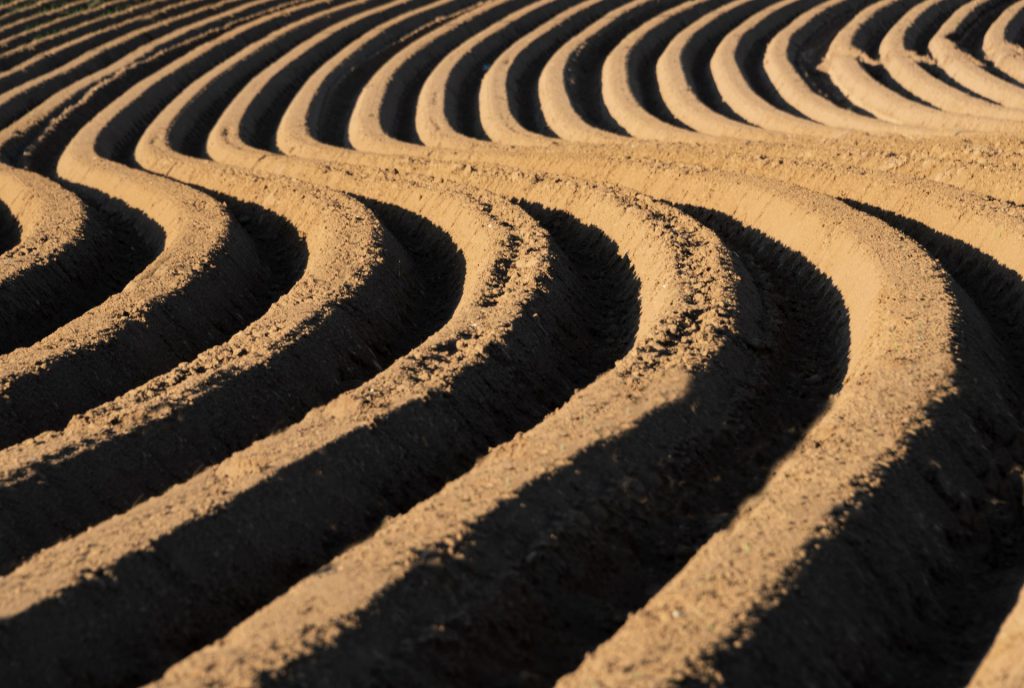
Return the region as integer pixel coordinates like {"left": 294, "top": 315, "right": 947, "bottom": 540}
{"left": 1, "top": 0, "right": 1024, "bottom": 686}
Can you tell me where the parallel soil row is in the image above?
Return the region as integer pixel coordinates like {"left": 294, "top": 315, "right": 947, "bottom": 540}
{"left": 2, "top": 1, "right": 1024, "bottom": 687}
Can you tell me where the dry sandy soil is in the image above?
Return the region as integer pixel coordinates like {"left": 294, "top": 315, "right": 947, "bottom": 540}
{"left": 1, "top": 0, "right": 1024, "bottom": 685}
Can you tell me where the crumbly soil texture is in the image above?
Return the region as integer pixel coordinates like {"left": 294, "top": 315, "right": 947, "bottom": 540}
{"left": 1, "top": 0, "right": 1024, "bottom": 686}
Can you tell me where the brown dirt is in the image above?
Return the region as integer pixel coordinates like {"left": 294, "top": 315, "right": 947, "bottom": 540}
{"left": 1, "top": 1, "right": 1024, "bottom": 687}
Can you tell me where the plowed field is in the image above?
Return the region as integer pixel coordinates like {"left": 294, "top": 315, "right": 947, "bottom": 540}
{"left": 1, "top": 0, "right": 1024, "bottom": 686}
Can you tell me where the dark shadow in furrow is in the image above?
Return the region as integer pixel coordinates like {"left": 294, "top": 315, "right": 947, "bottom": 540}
{"left": 0, "top": 0, "right": 30, "bottom": 25}
{"left": 738, "top": 1, "right": 817, "bottom": 118}
{"left": 0, "top": 2, "right": 48, "bottom": 36}
{"left": 920, "top": 61, "right": 997, "bottom": 100}
{"left": 174, "top": 0, "right": 379, "bottom": 158}
{"left": 0, "top": 198, "right": 448, "bottom": 576}
{"left": 685, "top": 0, "right": 767, "bottom": 124}
{"left": 838, "top": 199, "right": 1024, "bottom": 686}
{"left": 956, "top": 0, "right": 1024, "bottom": 88}
{"left": 850, "top": 0, "right": 936, "bottom": 107}
{"left": 693, "top": 391, "right": 1023, "bottom": 687}
{"left": 855, "top": 0, "right": 916, "bottom": 60}
{"left": 310, "top": 0, "right": 474, "bottom": 148}
{"left": 1, "top": 0, "right": 274, "bottom": 170}
{"left": 357, "top": 199, "right": 467, "bottom": 328}
{"left": 786, "top": 0, "right": 875, "bottom": 116}
{"left": 267, "top": 208, "right": 848, "bottom": 688}
{"left": 907, "top": 0, "right": 957, "bottom": 55}
{"left": 960, "top": 0, "right": 1017, "bottom": 53}
{"left": 0, "top": 0, "right": 258, "bottom": 130}
{"left": 0, "top": 0, "right": 56, "bottom": 23}
{"left": 215, "top": 195, "right": 305, "bottom": 296}
{"left": 702, "top": 406, "right": 1022, "bottom": 686}
{"left": 905, "top": 0, "right": 998, "bottom": 102}
{"left": 382, "top": 0, "right": 537, "bottom": 145}
{"left": 562, "top": 0, "right": 678, "bottom": 134}
{"left": 100, "top": 2, "right": 333, "bottom": 165}
{"left": 0, "top": 199, "right": 17, "bottom": 253}
{"left": 0, "top": 4, "right": 331, "bottom": 445}
{"left": 0, "top": 0, "right": 109, "bottom": 45}
{"left": 515, "top": 202, "right": 640, "bottom": 358}
{"left": 0, "top": 203, "right": 148, "bottom": 355}
{"left": 862, "top": 62, "right": 935, "bottom": 106}
{"left": 0, "top": 5, "right": 306, "bottom": 438}
{"left": 0, "top": 0, "right": 185, "bottom": 74}
{"left": 504, "top": 1, "right": 629, "bottom": 137}
{"left": 843, "top": 200, "right": 1024, "bottom": 399}
{"left": 242, "top": 0, "right": 437, "bottom": 150}
{"left": 0, "top": 187, "right": 279, "bottom": 449}
{"left": 0, "top": 204, "right": 635, "bottom": 688}
{"left": 695, "top": 203, "right": 1024, "bottom": 688}
{"left": 446, "top": 1, "right": 574, "bottom": 140}
{"left": 1007, "top": 1, "right": 1024, "bottom": 42}
{"left": 627, "top": 1, "right": 729, "bottom": 128}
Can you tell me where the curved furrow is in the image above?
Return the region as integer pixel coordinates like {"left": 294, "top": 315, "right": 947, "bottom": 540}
{"left": 835, "top": 201, "right": 1024, "bottom": 685}
{"left": 952, "top": 0, "right": 1022, "bottom": 59}
{"left": 228, "top": 14, "right": 1024, "bottom": 675}
{"left": 616, "top": 141, "right": 1024, "bottom": 284}
{"left": 190, "top": 0, "right": 462, "bottom": 162}
{"left": 0, "top": 0, "right": 441, "bottom": 570}
{"left": 7, "top": 2, "right": 1024, "bottom": 684}
{"left": 0, "top": 165, "right": 139, "bottom": 355}
{"left": 347, "top": 0, "right": 536, "bottom": 154}
{"left": 0, "top": 176, "right": 424, "bottom": 573}
{"left": 534, "top": 0, "right": 669, "bottom": 143}
{"left": 0, "top": 2, "right": 216, "bottom": 80}
{"left": 0, "top": 0, "right": 299, "bottom": 362}
{"left": 655, "top": 0, "right": 776, "bottom": 138}
{"left": 983, "top": 0, "right": 1024, "bottom": 84}
{"left": 601, "top": 0, "right": 718, "bottom": 140}
{"left": 272, "top": 0, "right": 474, "bottom": 154}
{"left": 929, "top": 0, "right": 1024, "bottom": 109}
{"left": 878, "top": 0, "right": 1024, "bottom": 120}
{"left": 0, "top": 0, "right": 110, "bottom": 48}
{"left": 601, "top": 144, "right": 1024, "bottom": 676}
{"left": 0, "top": 3, "right": 319, "bottom": 447}
{"left": 830, "top": 184, "right": 1024, "bottom": 683}
{"left": 0, "top": 0, "right": 289, "bottom": 145}
{"left": 473, "top": 152, "right": 1015, "bottom": 687}
{"left": 0, "top": 0, "right": 224, "bottom": 103}
{"left": 604, "top": 142, "right": 1024, "bottom": 377}
{"left": 0, "top": 0, "right": 302, "bottom": 172}
{"left": 780, "top": 167, "right": 1024, "bottom": 685}
{"left": 762, "top": 0, "right": 912, "bottom": 134}
{"left": 0, "top": 0, "right": 182, "bottom": 74}
{"left": 131, "top": 0, "right": 382, "bottom": 162}
{"left": 823, "top": 0, "right": 1018, "bottom": 130}
{"left": 476, "top": 0, "right": 623, "bottom": 146}
{"left": 150, "top": 171, "right": 843, "bottom": 688}
{"left": 415, "top": 0, "right": 577, "bottom": 148}
{"left": 609, "top": 143, "right": 1024, "bottom": 395}
{"left": 0, "top": 171, "right": 633, "bottom": 687}
{"left": 661, "top": 142, "right": 1024, "bottom": 671}
{"left": 710, "top": 0, "right": 837, "bottom": 135}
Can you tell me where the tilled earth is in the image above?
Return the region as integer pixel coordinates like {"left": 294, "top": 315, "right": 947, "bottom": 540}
{"left": 1, "top": 0, "right": 1024, "bottom": 686}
